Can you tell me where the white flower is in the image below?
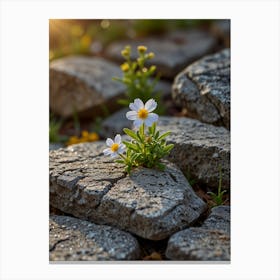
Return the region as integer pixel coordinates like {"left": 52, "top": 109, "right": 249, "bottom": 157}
{"left": 103, "top": 134, "right": 126, "bottom": 158}
{"left": 126, "top": 98, "right": 158, "bottom": 127}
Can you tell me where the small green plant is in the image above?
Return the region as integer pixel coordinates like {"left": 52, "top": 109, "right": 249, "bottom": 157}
{"left": 113, "top": 45, "right": 163, "bottom": 113}
{"left": 207, "top": 165, "right": 227, "bottom": 206}
{"left": 103, "top": 98, "right": 173, "bottom": 173}
{"left": 49, "top": 114, "right": 63, "bottom": 143}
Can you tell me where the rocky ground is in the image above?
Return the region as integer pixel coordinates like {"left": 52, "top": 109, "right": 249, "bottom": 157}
{"left": 49, "top": 20, "right": 230, "bottom": 261}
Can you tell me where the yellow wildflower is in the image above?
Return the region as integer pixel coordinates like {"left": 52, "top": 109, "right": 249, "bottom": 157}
{"left": 88, "top": 132, "right": 99, "bottom": 141}
{"left": 81, "top": 130, "right": 89, "bottom": 138}
{"left": 121, "top": 62, "right": 129, "bottom": 72}
{"left": 137, "top": 45, "right": 147, "bottom": 53}
{"left": 147, "top": 52, "right": 155, "bottom": 59}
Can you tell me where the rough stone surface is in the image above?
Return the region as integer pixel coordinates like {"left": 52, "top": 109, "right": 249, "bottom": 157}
{"left": 105, "top": 30, "right": 217, "bottom": 79}
{"left": 50, "top": 56, "right": 125, "bottom": 118}
{"left": 49, "top": 215, "right": 140, "bottom": 261}
{"left": 165, "top": 227, "right": 230, "bottom": 261}
{"left": 172, "top": 49, "right": 230, "bottom": 129}
{"left": 201, "top": 206, "right": 230, "bottom": 234}
{"left": 49, "top": 142, "right": 207, "bottom": 240}
{"left": 157, "top": 116, "right": 230, "bottom": 189}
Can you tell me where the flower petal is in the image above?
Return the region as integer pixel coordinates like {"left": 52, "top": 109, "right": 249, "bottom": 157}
{"left": 110, "top": 152, "right": 118, "bottom": 158}
{"left": 118, "top": 146, "right": 126, "bottom": 154}
{"left": 119, "top": 143, "right": 126, "bottom": 150}
{"left": 134, "top": 98, "right": 144, "bottom": 110}
{"left": 103, "top": 148, "right": 112, "bottom": 156}
{"left": 106, "top": 138, "right": 114, "bottom": 147}
{"left": 145, "top": 99, "right": 157, "bottom": 112}
{"left": 133, "top": 119, "right": 143, "bottom": 128}
{"left": 145, "top": 113, "right": 158, "bottom": 127}
{"left": 129, "top": 102, "right": 138, "bottom": 111}
{"left": 114, "top": 134, "right": 121, "bottom": 144}
{"left": 126, "top": 111, "right": 138, "bottom": 120}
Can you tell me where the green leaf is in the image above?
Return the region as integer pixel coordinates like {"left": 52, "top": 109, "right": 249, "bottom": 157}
{"left": 117, "top": 99, "right": 129, "bottom": 106}
{"left": 123, "top": 128, "right": 139, "bottom": 141}
{"left": 164, "top": 144, "right": 174, "bottom": 153}
{"left": 123, "top": 141, "right": 139, "bottom": 152}
{"left": 139, "top": 123, "right": 144, "bottom": 136}
{"left": 158, "top": 131, "right": 170, "bottom": 141}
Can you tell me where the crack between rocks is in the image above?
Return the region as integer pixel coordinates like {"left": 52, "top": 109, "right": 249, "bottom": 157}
{"left": 49, "top": 237, "right": 70, "bottom": 252}
{"left": 91, "top": 173, "right": 127, "bottom": 210}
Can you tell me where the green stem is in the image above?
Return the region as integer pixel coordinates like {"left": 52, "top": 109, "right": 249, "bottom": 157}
{"left": 119, "top": 153, "right": 126, "bottom": 161}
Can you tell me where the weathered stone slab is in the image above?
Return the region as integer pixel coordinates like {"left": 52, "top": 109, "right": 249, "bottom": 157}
{"left": 201, "top": 206, "right": 230, "bottom": 234}
{"left": 172, "top": 49, "right": 230, "bottom": 129}
{"left": 157, "top": 116, "right": 230, "bottom": 189}
{"left": 50, "top": 56, "right": 125, "bottom": 118}
{"left": 165, "top": 227, "right": 230, "bottom": 261}
{"left": 105, "top": 30, "right": 217, "bottom": 79}
{"left": 49, "top": 215, "right": 140, "bottom": 261}
{"left": 49, "top": 142, "right": 207, "bottom": 240}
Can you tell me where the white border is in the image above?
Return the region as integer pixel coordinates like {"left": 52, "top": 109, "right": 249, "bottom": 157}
{"left": 1, "top": 0, "right": 279, "bottom": 280}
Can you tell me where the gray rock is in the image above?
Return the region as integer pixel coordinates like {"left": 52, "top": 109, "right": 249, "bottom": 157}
{"left": 101, "top": 108, "right": 131, "bottom": 138}
{"left": 201, "top": 206, "right": 230, "bottom": 234}
{"left": 157, "top": 116, "right": 230, "bottom": 189}
{"left": 105, "top": 30, "right": 217, "bottom": 79}
{"left": 49, "top": 56, "right": 125, "bottom": 118}
{"left": 49, "top": 215, "right": 140, "bottom": 261}
{"left": 165, "top": 227, "right": 230, "bottom": 261}
{"left": 49, "top": 143, "right": 64, "bottom": 151}
{"left": 49, "top": 142, "right": 207, "bottom": 240}
{"left": 172, "top": 49, "right": 230, "bottom": 129}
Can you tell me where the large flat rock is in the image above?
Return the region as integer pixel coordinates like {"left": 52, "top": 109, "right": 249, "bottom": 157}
{"left": 165, "top": 227, "right": 230, "bottom": 261}
{"left": 49, "top": 142, "right": 207, "bottom": 240}
{"left": 49, "top": 215, "right": 140, "bottom": 261}
{"left": 104, "top": 30, "right": 217, "bottom": 79}
{"left": 157, "top": 116, "right": 230, "bottom": 189}
{"left": 50, "top": 56, "right": 125, "bottom": 118}
{"left": 172, "top": 49, "right": 230, "bottom": 129}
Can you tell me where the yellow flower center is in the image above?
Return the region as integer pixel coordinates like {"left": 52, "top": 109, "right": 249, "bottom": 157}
{"left": 137, "top": 108, "right": 148, "bottom": 120}
{"left": 111, "top": 143, "right": 119, "bottom": 152}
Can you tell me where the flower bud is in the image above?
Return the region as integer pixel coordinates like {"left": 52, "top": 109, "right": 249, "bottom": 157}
{"left": 137, "top": 45, "right": 147, "bottom": 53}
{"left": 120, "top": 62, "right": 129, "bottom": 72}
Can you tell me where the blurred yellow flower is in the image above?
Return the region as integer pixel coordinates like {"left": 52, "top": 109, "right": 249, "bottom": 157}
{"left": 88, "top": 132, "right": 99, "bottom": 141}
{"left": 137, "top": 45, "right": 147, "bottom": 53}
{"left": 121, "top": 62, "right": 129, "bottom": 72}
{"left": 66, "top": 131, "right": 99, "bottom": 146}
{"left": 81, "top": 35, "right": 91, "bottom": 48}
